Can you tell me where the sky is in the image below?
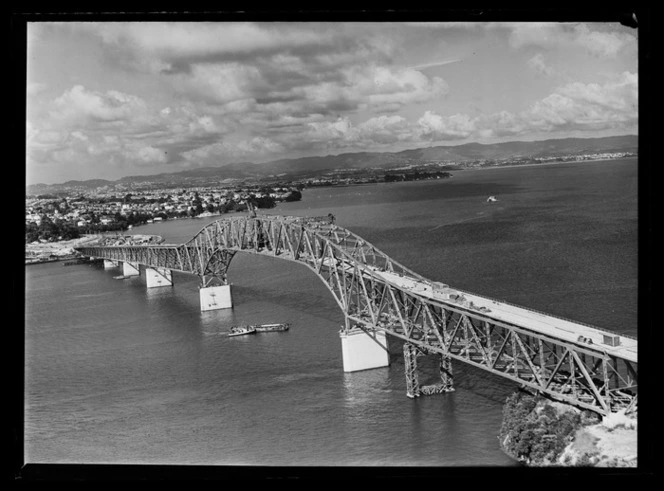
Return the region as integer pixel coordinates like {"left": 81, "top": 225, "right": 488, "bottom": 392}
{"left": 25, "top": 20, "right": 639, "bottom": 185}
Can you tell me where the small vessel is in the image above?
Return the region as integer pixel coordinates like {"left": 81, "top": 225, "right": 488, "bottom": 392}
{"left": 113, "top": 275, "right": 130, "bottom": 280}
{"left": 228, "top": 325, "right": 257, "bottom": 337}
{"left": 252, "top": 323, "right": 290, "bottom": 333}
{"left": 486, "top": 195, "right": 498, "bottom": 202}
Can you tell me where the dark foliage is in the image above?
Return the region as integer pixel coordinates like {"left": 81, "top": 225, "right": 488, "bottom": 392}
{"left": 499, "top": 391, "right": 582, "bottom": 464}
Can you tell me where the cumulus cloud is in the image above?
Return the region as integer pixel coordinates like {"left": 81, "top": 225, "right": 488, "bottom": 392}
{"left": 417, "top": 111, "right": 476, "bottom": 140}
{"left": 343, "top": 65, "right": 449, "bottom": 110}
{"left": 524, "top": 72, "right": 637, "bottom": 131}
{"left": 478, "top": 71, "right": 638, "bottom": 137}
{"left": 290, "top": 71, "right": 638, "bottom": 149}
{"left": 27, "top": 23, "right": 638, "bottom": 182}
{"left": 29, "top": 84, "right": 235, "bottom": 176}
{"left": 51, "top": 85, "right": 147, "bottom": 124}
{"left": 356, "top": 115, "right": 413, "bottom": 144}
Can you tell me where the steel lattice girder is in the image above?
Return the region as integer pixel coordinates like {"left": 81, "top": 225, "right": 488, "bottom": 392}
{"left": 76, "top": 215, "right": 637, "bottom": 416}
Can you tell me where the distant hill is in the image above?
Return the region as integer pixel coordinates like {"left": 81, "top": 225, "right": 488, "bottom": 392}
{"left": 26, "top": 135, "right": 637, "bottom": 195}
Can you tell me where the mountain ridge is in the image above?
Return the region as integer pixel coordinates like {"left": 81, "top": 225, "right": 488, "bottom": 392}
{"left": 27, "top": 135, "right": 637, "bottom": 194}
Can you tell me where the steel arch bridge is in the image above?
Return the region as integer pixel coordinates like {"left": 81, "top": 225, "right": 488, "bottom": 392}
{"left": 75, "top": 214, "right": 637, "bottom": 417}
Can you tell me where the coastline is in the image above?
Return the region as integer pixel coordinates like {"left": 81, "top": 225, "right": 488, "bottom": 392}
{"left": 25, "top": 156, "right": 636, "bottom": 264}
{"left": 25, "top": 234, "right": 164, "bottom": 265}
{"left": 499, "top": 393, "right": 637, "bottom": 467}
{"left": 458, "top": 156, "right": 637, "bottom": 173}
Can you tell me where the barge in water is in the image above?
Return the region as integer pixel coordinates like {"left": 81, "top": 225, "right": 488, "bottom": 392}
{"left": 228, "top": 323, "right": 290, "bottom": 337}
{"left": 252, "top": 323, "right": 290, "bottom": 333}
{"left": 228, "top": 325, "right": 257, "bottom": 337}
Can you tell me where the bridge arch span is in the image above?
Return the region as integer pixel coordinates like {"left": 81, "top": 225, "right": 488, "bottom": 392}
{"left": 76, "top": 214, "right": 638, "bottom": 416}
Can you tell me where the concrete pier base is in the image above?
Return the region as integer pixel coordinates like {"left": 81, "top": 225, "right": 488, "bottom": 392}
{"left": 103, "top": 259, "right": 119, "bottom": 269}
{"left": 145, "top": 267, "right": 173, "bottom": 288}
{"left": 200, "top": 284, "right": 233, "bottom": 311}
{"left": 122, "top": 262, "right": 140, "bottom": 277}
{"left": 340, "top": 327, "right": 390, "bottom": 372}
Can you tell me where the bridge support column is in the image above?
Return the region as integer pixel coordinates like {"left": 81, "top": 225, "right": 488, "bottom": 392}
{"left": 340, "top": 325, "right": 390, "bottom": 372}
{"left": 404, "top": 343, "right": 421, "bottom": 398}
{"left": 403, "top": 343, "right": 454, "bottom": 398}
{"left": 122, "top": 261, "right": 140, "bottom": 277}
{"left": 145, "top": 267, "right": 173, "bottom": 288}
{"left": 200, "top": 284, "right": 233, "bottom": 311}
{"left": 103, "top": 259, "right": 119, "bottom": 269}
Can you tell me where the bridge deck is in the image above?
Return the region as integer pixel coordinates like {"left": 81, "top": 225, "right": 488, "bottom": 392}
{"left": 371, "top": 269, "right": 637, "bottom": 363}
{"left": 77, "top": 216, "right": 636, "bottom": 415}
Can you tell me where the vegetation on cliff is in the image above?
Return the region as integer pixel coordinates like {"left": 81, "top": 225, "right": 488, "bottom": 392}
{"left": 499, "top": 391, "right": 636, "bottom": 467}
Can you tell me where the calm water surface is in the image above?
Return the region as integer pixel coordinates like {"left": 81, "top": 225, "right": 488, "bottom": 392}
{"left": 24, "top": 159, "right": 637, "bottom": 466}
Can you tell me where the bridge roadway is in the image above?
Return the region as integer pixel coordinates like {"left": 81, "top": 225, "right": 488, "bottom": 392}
{"left": 369, "top": 268, "right": 638, "bottom": 364}
{"left": 76, "top": 214, "right": 638, "bottom": 416}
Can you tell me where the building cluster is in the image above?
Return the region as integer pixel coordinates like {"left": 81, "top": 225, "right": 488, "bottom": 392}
{"left": 533, "top": 152, "right": 636, "bottom": 163}
{"left": 25, "top": 185, "right": 301, "bottom": 229}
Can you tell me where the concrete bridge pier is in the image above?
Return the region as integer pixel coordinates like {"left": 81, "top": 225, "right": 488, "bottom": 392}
{"left": 403, "top": 343, "right": 454, "bottom": 398}
{"left": 145, "top": 267, "right": 173, "bottom": 288}
{"left": 339, "top": 321, "right": 390, "bottom": 372}
{"left": 199, "top": 284, "right": 233, "bottom": 311}
{"left": 103, "top": 259, "right": 119, "bottom": 269}
{"left": 122, "top": 261, "right": 140, "bottom": 277}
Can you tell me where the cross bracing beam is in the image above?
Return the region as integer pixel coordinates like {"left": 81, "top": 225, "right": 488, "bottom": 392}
{"left": 76, "top": 215, "right": 637, "bottom": 416}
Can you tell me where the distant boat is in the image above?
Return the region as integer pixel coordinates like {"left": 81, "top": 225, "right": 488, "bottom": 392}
{"left": 252, "top": 323, "right": 290, "bottom": 333}
{"left": 113, "top": 275, "right": 130, "bottom": 280}
{"left": 228, "top": 325, "right": 257, "bottom": 337}
{"left": 486, "top": 195, "right": 498, "bottom": 202}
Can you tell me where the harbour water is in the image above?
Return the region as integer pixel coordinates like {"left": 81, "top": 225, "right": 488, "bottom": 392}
{"left": 24, "top": 159, "right": 638, "bottom": 467}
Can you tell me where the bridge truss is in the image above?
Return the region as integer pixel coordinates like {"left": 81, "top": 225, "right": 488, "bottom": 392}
{"left": 76, "top": 215, "right": 637, "bottom": 416}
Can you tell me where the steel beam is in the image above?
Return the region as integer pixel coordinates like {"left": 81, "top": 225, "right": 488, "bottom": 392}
{"left": 75, "top": 215, "right": 637, "bottom": 416}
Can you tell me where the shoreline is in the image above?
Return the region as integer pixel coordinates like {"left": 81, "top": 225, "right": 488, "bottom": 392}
{"left": 499, "top": 393, "right": 637, "bottom": 467}
{"left": 25, "top": 156, "right": 636, "bottom": 262}
{"left": 457, "top": 156, "right": 637, "bottom": 173}
{"left": 25, "top": 234, "right": 164, "bottom": 266}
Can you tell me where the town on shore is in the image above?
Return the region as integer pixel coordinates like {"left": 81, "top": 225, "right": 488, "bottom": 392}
{"left": 25, "top": 185, "right": 304, "bottom": 263}
{"left": 25, "top": 168, "right": 457, "bottom": 263}
{"left": 25, "top": 150, "right": 636, "bottom": 264}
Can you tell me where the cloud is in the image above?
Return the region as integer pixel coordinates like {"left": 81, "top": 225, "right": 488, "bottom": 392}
{"left": 527, "top": 53, "right": 554, "bottom": 76}
{"left": 51, "top": 85, "right": 147, "bottom": 124}
{"left": 417, "top": 111, "right": 476, "bottom": 140}
{"left": 409, "top": 58, "right": 463, "bottom": 70}
{"left": 171, "top": 63, "right": 266, "bottom": 104}
{"left": 343, "top": 65, "right": 449, "bottom": 110}
{"left": 181, "top": 136, "right": 285, "bottom": 165}
{"left": 509, "top": 23, "right": 636, "bottom": 58}
{"left": 292, "top": 71, "right": 638, "bottom": 148}
{"left": 356, "top": 115, "right": 413, "bottom": 144}
{"left": 136, "top": 146, "right": 168, "bottom": 164}
{"left": 93, "top": 22, "right": 326, "bottom": 65}
{"left": 29, "top": 84, "right": 236, "bottom": 177}
{"left": 27, "top": 23, "right": 638, "bottom": 183}
{"left": 477, "top": 71, "right": 638, "bottom": 137}
{"left": 277, "top": 65, "right": 449, "bottom": 118}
